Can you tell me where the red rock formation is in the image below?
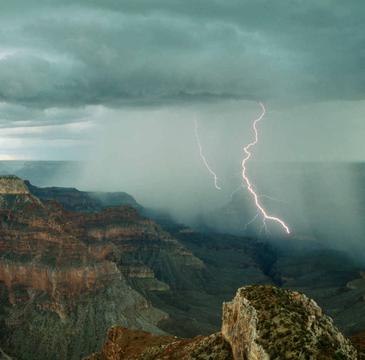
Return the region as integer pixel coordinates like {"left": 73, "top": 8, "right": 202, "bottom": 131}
{"left": 0, "top": 177, "right": 205, "bottom": 359}
{"left": 0, "top": 261, "right": 120, "bottom": 303}
{"left": 0, "top": 178, "right": 201, "bottom": 304}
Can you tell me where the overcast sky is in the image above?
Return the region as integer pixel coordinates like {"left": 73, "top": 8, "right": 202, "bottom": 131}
{"left": 0, "top": 0, "right": 365, "bottom": 162}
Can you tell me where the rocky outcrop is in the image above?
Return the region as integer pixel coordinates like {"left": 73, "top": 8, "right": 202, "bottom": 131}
{"left": 222, "top": 285, "right": 358, "bottom": 359}
{"left": 86, "top": 285, "right": 359, "bottom": 360}
{"left": 222, "top": 292, "right": 268, "bottom": 360}
{"left": 0, "top": 176, "right": 29, "bottom": 194}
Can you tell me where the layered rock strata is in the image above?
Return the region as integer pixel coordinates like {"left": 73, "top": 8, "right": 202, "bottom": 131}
{"left": 0, "top": 177, "right": 203, "bottom": 359}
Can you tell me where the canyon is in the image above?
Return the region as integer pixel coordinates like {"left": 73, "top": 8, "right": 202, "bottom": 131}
{"left": 85, "top": 285, "right": 360, "bottom": 359}
{"left": 0, "top": 176, "right": 203, "bottom": 359}
{"left": 0, "top": 175, "right": 365, "bottom": 359}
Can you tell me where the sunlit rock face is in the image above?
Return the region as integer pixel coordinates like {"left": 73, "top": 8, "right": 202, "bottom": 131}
{"left": 222, "top": 290, "right": 268, "bottom": 360}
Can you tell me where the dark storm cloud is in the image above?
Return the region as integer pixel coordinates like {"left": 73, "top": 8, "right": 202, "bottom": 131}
{"left": 0, "top": 0, "right": 364, "bottom": 110}
{"left": 0, "top": 102, "right": 93, "bottom": 129}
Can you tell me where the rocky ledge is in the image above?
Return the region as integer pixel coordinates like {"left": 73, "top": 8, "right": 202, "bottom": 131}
{"left": 222, "top": 285, "right": 358, "bottom": 359}
{"left": 86, "top": 285, "right": 359, "bottom": 360}
{"left": 0, "top": 176, "right": 30, "bottom": 194}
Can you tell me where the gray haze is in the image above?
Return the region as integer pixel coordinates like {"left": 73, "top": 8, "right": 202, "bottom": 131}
{"left": 1, "top": 1, "right": 365, "bottom": 254}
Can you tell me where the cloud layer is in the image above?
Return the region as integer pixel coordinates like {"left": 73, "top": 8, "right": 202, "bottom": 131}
{"left": 1, "top": 0, "right": 364, "bottom": 111}
{"left": 0, "top": 1, "right": 364, "bottom": 161}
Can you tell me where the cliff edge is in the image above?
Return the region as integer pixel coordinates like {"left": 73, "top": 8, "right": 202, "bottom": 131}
{"left": 0, "top": 176, "right": 29, "bottom": 194}
{"left": 85, "top": 285, "right": 359, "bottom": 359}
{"left": 222, "top": 285, "right": 358, "bottom": 359}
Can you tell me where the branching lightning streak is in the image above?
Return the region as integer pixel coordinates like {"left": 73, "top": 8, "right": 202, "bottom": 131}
{"left": 259, "top": 219, "right": 269, "bottom": 236}
{"left": 230, "top": 183, "right": 245, "bottom": 200}
{"left": 243, "top": 213, "right": 259, "bottom": 230}
{"left": 241, "top": 102, "right": 290, "bottom": 234}
{"left": 258, "top": 194, "right": 288, "bottom": 204}
{"left": 194, "top": 118, "right": 221, "bottom": 190}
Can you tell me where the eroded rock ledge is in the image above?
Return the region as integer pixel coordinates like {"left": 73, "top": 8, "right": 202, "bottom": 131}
{"left": 85, "top": 285, "right": 359, "bottom": 360}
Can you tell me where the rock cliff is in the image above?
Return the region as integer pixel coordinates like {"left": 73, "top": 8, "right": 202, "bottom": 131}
{"left": 2, "top": 177, "right": 361, "bottom": 359}
{"left": 0, "top": 177, "right": 204, "bottom": 359}
{"left": 86, "top": 285, "right": 359, "bottom": 360}
{"left": 222, "top": 285, "right": 358, "bottom": 359}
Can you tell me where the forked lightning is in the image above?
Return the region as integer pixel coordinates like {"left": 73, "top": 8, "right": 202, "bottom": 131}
{"left": 241, "top": 102, "right": 290, "bottom": 234}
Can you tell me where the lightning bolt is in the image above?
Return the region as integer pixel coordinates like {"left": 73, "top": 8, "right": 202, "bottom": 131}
{"left": 241, "top": 102, "right": 290, "bottom": 234}
{"left": 194, "top": 118, "right": 222, "bottom": 190}
{"left": 244, "top": 212, "right": 259, "bottom": 230}
{"left": 230, "top": 183, "right": 245, "bottom": 200}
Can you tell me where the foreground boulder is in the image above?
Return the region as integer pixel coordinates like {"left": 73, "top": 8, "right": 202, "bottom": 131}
{"left": 86, "top": 285, "right": 359, "bottom": 359}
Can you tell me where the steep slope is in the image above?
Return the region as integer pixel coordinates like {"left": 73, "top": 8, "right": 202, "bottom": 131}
{"left": 1, "top": 176, "right": 363, "bottom": 359}
{"left": 0, "top": 176, "right": 205, "bottom": 360}
{"left": 150, "top": 228, "right": 274, "bottom": 337}
{"left": 19, "top": 178, "right": 365, "bottom": 339}
{"left": 223, "top": 285, "right": 357, "bottom": 359}
{"left": 85, "top": 285, "right": 359, "bottom": 360}
{"left": 22, "top": 180, "right": 274, "bottom": 338}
